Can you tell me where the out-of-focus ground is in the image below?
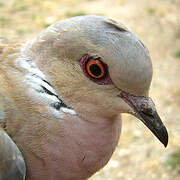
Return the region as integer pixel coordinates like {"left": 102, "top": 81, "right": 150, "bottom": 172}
{"left": 0, "top": 0, "right": 179, "bottom": 179}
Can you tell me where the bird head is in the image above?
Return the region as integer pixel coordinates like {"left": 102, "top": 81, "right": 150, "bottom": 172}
{"left": 25, "top": 15, "right": 168, "bottom": 147}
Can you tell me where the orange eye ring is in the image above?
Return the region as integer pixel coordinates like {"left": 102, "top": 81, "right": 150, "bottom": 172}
{"left": 80, "top": 55, "right": 112, "bottom": 85}
{"left": 86, "top": 60, "right": 105, "bottom": 79}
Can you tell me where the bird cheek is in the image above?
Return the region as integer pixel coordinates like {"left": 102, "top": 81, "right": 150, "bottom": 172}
{"left": 115, "top": 97, "right": 133, "bottom": 114}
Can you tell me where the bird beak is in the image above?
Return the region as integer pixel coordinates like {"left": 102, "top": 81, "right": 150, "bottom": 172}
{"left": 119, "top": 92, "right": 168, "bottom": 147}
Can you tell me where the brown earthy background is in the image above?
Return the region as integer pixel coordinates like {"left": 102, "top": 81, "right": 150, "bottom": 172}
{"left": 0, "top": 0, "right": 179, "bottom": 179}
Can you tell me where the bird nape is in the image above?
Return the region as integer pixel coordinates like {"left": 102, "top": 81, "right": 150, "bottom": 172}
{"left": 0, "top": 15, "right": 168, "bottom": 180}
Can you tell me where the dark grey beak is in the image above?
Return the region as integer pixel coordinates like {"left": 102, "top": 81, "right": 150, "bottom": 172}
{"left": 119, "top": 92, "right": 168, "bottom": 147}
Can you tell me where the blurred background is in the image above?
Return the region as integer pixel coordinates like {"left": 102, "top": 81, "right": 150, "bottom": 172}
{"left": 0, "top": 0, "right": 179, "bottom": 179}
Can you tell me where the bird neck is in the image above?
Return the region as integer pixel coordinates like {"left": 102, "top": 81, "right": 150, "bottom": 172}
{"left": 63, "top": 113, "right": 122, "bottom": 177}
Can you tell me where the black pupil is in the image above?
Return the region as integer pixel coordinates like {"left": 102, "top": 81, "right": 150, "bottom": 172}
{"left": 89, "top": 64, "right": 102, "bottom": 77}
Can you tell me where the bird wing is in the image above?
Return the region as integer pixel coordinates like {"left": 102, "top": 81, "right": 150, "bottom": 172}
{"left": 0, "top": 128, "right": 26, "bottom": 180}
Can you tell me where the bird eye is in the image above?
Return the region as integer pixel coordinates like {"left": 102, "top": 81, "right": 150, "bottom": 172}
{"left": 86, "top": 59, "right": 106, "bottom": 79}
{"left": 80, "top": 55, "right": 112, "bottom": 85}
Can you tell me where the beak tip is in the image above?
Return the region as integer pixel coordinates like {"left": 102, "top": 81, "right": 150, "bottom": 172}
{"left": 163, "top": 139, "right": 168, "bottom": 148}
{"left": 163, "top": 132, "right": 168, "bottom": 148}
{"left": 164, "top": 143, "right": 168, "bottom": 148}
{"left": 159, "top": 126, "right": 168, "bottom": 148}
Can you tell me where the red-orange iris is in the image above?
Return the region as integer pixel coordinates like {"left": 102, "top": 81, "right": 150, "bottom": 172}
{"left": 86, "top": 60, "right": 105, "bottom": 79}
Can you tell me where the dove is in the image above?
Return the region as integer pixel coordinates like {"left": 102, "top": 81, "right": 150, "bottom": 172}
{"left": 0, "top": 15, "right": 168, "bottom": 180}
